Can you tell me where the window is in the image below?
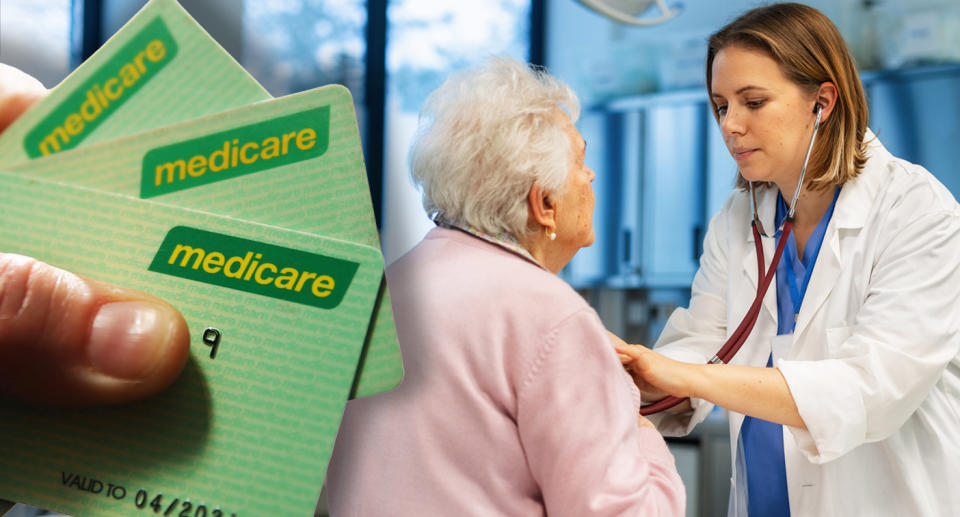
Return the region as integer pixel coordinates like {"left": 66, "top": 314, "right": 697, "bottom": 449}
{"left": 242, "top": 0, "right": 366, "bottom": 100}
{"left": 0, "top": 0, "right": 73, "bottom": 87}
{"left": 381, "top": 0, "right": 531, "bottom": 264}
{"left": 3, "top": 0, "right": 532, "bottom": 264}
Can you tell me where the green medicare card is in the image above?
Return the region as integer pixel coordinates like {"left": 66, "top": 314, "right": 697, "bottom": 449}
{"left": 0, "top": 0, "right": 270, "bottom": 164}
{"left": 8, "top": 85, "right": 404, "bottom": 399}
{"left": 0, "top": 172, "right": 384, "bottom": 516}
{"left": 0, "top": 1, "right": 403, "bottom": 514}
{"left": 1, "top": 0, "right": 401, "bottom": 401}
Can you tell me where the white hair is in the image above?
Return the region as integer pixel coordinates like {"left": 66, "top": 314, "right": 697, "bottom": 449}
{"left": 408, "top": 56, "right": 581, "bottom": 238}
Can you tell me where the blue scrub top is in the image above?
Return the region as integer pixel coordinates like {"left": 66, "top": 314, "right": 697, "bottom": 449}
{"left": 739, "top": 187, "right": 841, "bottom": 516}
{"left": 775, "top": 187, "right": 842, "bottom": 335}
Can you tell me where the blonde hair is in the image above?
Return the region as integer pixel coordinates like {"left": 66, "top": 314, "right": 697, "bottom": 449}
{"left": 409, "top": 56, "right": 580, "bottom": 238}
{"left": 706, "top": 2, "right": 869, "bottom": 191}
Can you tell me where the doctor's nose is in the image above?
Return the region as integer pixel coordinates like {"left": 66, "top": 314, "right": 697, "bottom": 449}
{"left": 720, "top": 106, "right": 746, "bottom": 137}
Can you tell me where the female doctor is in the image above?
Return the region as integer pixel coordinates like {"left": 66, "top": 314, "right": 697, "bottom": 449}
{"left": 614, "top": 3, "right": 960, "bottom": 516}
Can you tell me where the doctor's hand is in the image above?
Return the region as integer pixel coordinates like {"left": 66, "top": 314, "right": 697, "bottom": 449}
{"left": 605, "top": 333, "right": 659, "bottom": 428}
{"left": 0, "top": 65, "right": 191, "bottom": 406}
{"left": 607, "top": 331, "right": 672, "bottom": 403}
{"left": 614, "top": 340, "right": 699, "bottom": 401}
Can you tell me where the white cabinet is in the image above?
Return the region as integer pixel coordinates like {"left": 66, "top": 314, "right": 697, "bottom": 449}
{"left": 863, "top": 64, "right": 960, "bottom": 196}
{"left": 638, "top": 100, "right": 705, "bottom": 286}
{"left": 576, "top": 89, "right": 725, "bottom": 289}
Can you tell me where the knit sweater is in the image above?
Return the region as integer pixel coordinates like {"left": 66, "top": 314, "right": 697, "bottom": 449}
{"left": 326, "top": 227, "right": 684, "bottom": 516}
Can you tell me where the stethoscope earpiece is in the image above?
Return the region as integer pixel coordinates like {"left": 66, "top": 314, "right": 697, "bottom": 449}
{"left": 748, "top": 103, "right": 822, "bottom": 234}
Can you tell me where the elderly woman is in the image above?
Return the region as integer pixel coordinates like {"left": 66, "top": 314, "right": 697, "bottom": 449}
{"left": 326, "top": 57, "right": 684, "bottom": 515}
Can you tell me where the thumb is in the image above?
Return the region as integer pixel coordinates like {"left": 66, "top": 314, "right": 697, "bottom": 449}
{"left": 0, "top": 63, "right": 48, "bottom": 133}
{"left": 0, "top": 253, "right": 190, "bottom": 406}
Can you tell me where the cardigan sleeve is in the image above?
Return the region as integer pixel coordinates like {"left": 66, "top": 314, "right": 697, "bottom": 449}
{"left": 516, "top": 308, "right": 685, "bottom": 517}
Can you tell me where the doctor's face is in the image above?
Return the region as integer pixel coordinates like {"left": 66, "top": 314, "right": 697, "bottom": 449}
{"left": 710, "top": 45, "right": 820, "bottom": 191}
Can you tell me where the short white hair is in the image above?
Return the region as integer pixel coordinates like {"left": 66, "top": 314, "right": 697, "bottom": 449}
{"left": 408, "top": 56, "right": 581, "bottom": 238}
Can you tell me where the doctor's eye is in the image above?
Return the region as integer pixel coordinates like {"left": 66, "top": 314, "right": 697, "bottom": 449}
{"left": 746, "top": 99, "right": 766, "bottom": 109}
{"left": 714, "top": 105, "right": 728, "bottom": 117}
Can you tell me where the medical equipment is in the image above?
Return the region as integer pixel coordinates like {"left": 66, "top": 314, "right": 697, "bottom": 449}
{"left": 577, "top": 0, "right": 681, "bottom": 26}
{"left": 640, "top": 104, "right": 823, "bottom": 415}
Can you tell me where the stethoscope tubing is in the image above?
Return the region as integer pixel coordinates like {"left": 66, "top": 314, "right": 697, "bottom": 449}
{"left": 638, "top": 105, "right": 821, "bottom": 416}
{"left": 639, "top": 219, "right": 794, "bottom": 415}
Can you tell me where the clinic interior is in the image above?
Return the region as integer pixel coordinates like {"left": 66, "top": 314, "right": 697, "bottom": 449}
{"left": 5, "top": 0, "right": 958, "bottom": 515}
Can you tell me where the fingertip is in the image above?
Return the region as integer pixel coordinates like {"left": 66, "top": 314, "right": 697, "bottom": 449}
{"left": 0, "top": 64, "right": 47, "bottom": 132}
{"left": 83, "top": 298, "right": 191, "bottom": 404}
{"left": 0, "top": 255, "right": 190, "bottom": 406}
{"left": 88, "top": 300, "right": 184, "bottom": 380}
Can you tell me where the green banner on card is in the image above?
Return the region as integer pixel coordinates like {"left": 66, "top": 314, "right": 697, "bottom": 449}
{"left": 140, "top": 107, "right": 330, "bottom": 198}
{"left": 24, "top": 17, "right": 178, "bottom": 158}
{"left": 149, "top": 225, "right": 358, "bottom": 309}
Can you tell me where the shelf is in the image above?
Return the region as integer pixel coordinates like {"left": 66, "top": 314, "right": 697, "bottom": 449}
{"left": 860, "top": 62, "right": 960, "bottom": 83}
{"left": 595, "top": 62, "right": 960, "bottom": 113}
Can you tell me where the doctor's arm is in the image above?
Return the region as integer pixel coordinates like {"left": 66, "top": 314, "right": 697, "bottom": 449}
{"left": 776, "top": 207, "right": 960, "bottom": 462}
{"left": 627, "top": 200, "right": 741, "bottom": 433}
{"left": 625, "top": 203, "right": 960, "bottom": 460}
{"left": 615, "top": 343, "right": 806, "bottom": 429}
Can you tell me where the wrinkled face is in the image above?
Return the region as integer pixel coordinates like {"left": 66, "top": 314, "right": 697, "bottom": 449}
{"left": 710, "top": 45, "right": 819, "bottom": 190}
{"left": 551, "top": 110, "right": 596, "bottom": 251}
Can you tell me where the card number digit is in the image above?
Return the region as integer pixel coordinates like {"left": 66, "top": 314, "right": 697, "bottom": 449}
{"left": 202, "top": 328, "right": 221, "bottom": 359}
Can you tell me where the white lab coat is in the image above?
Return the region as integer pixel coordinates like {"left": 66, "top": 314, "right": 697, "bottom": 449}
{"left": 652, "top": 134, "right": 960, "bottom": 516}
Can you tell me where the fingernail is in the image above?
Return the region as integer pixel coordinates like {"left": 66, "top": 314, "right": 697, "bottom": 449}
{"left": 88, "top": 301, "right": 171, "bottom": 380}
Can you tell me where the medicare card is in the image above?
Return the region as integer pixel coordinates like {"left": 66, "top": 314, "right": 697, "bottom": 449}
{"left": 0, "top": 0, "right": 270, "bottom": 165}
{"left": 7, "top": 85, "right": 404, "bottom": 399}
{"left": 0, "top": 172, "right": 384, "bottom": 516}
{"left": 0, "top": 1, "right": 404, "bottom": 512}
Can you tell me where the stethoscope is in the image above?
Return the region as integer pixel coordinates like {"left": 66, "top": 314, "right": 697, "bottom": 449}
{"left": 640, "top": 103, "right": 824, "bottom": 415}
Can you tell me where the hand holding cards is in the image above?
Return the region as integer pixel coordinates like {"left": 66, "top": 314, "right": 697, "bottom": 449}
{"left": 0, "top": 0, "right": 402, "bottom": 515}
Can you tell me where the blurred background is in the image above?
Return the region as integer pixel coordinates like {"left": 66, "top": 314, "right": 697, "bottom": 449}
{"left": 3, "top": 0, "right": 959, "bottom": 515}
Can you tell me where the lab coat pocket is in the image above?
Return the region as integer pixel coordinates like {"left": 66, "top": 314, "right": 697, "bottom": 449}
{"left": 824, "top": 325, "right": 853, "bottom": 357}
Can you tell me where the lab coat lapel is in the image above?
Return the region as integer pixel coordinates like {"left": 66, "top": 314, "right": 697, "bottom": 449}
{"left": 742, "top": 186, "right": 778, "bottom": 324}
{"left": 794, "top": 225, "right": 840, "bottom": 338}
{"left": 793, "top": 141, "right": 880, "bottom": 338}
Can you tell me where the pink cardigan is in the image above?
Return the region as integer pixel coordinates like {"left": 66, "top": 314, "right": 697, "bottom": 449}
{"left": 326, "top": 227, "right": 684, "bottom": 515}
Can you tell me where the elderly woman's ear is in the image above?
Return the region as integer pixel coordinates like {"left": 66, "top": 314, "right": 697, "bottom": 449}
{"left": 527, "top": 182, "right": 558, "bottom": 236}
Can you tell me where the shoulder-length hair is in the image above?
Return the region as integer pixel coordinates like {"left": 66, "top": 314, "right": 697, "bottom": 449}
{"left": 409, "top": 56, "right": 580, "bottom": 238}
{"left": 706, "top": 2, "right": 869, "bottom": 190}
